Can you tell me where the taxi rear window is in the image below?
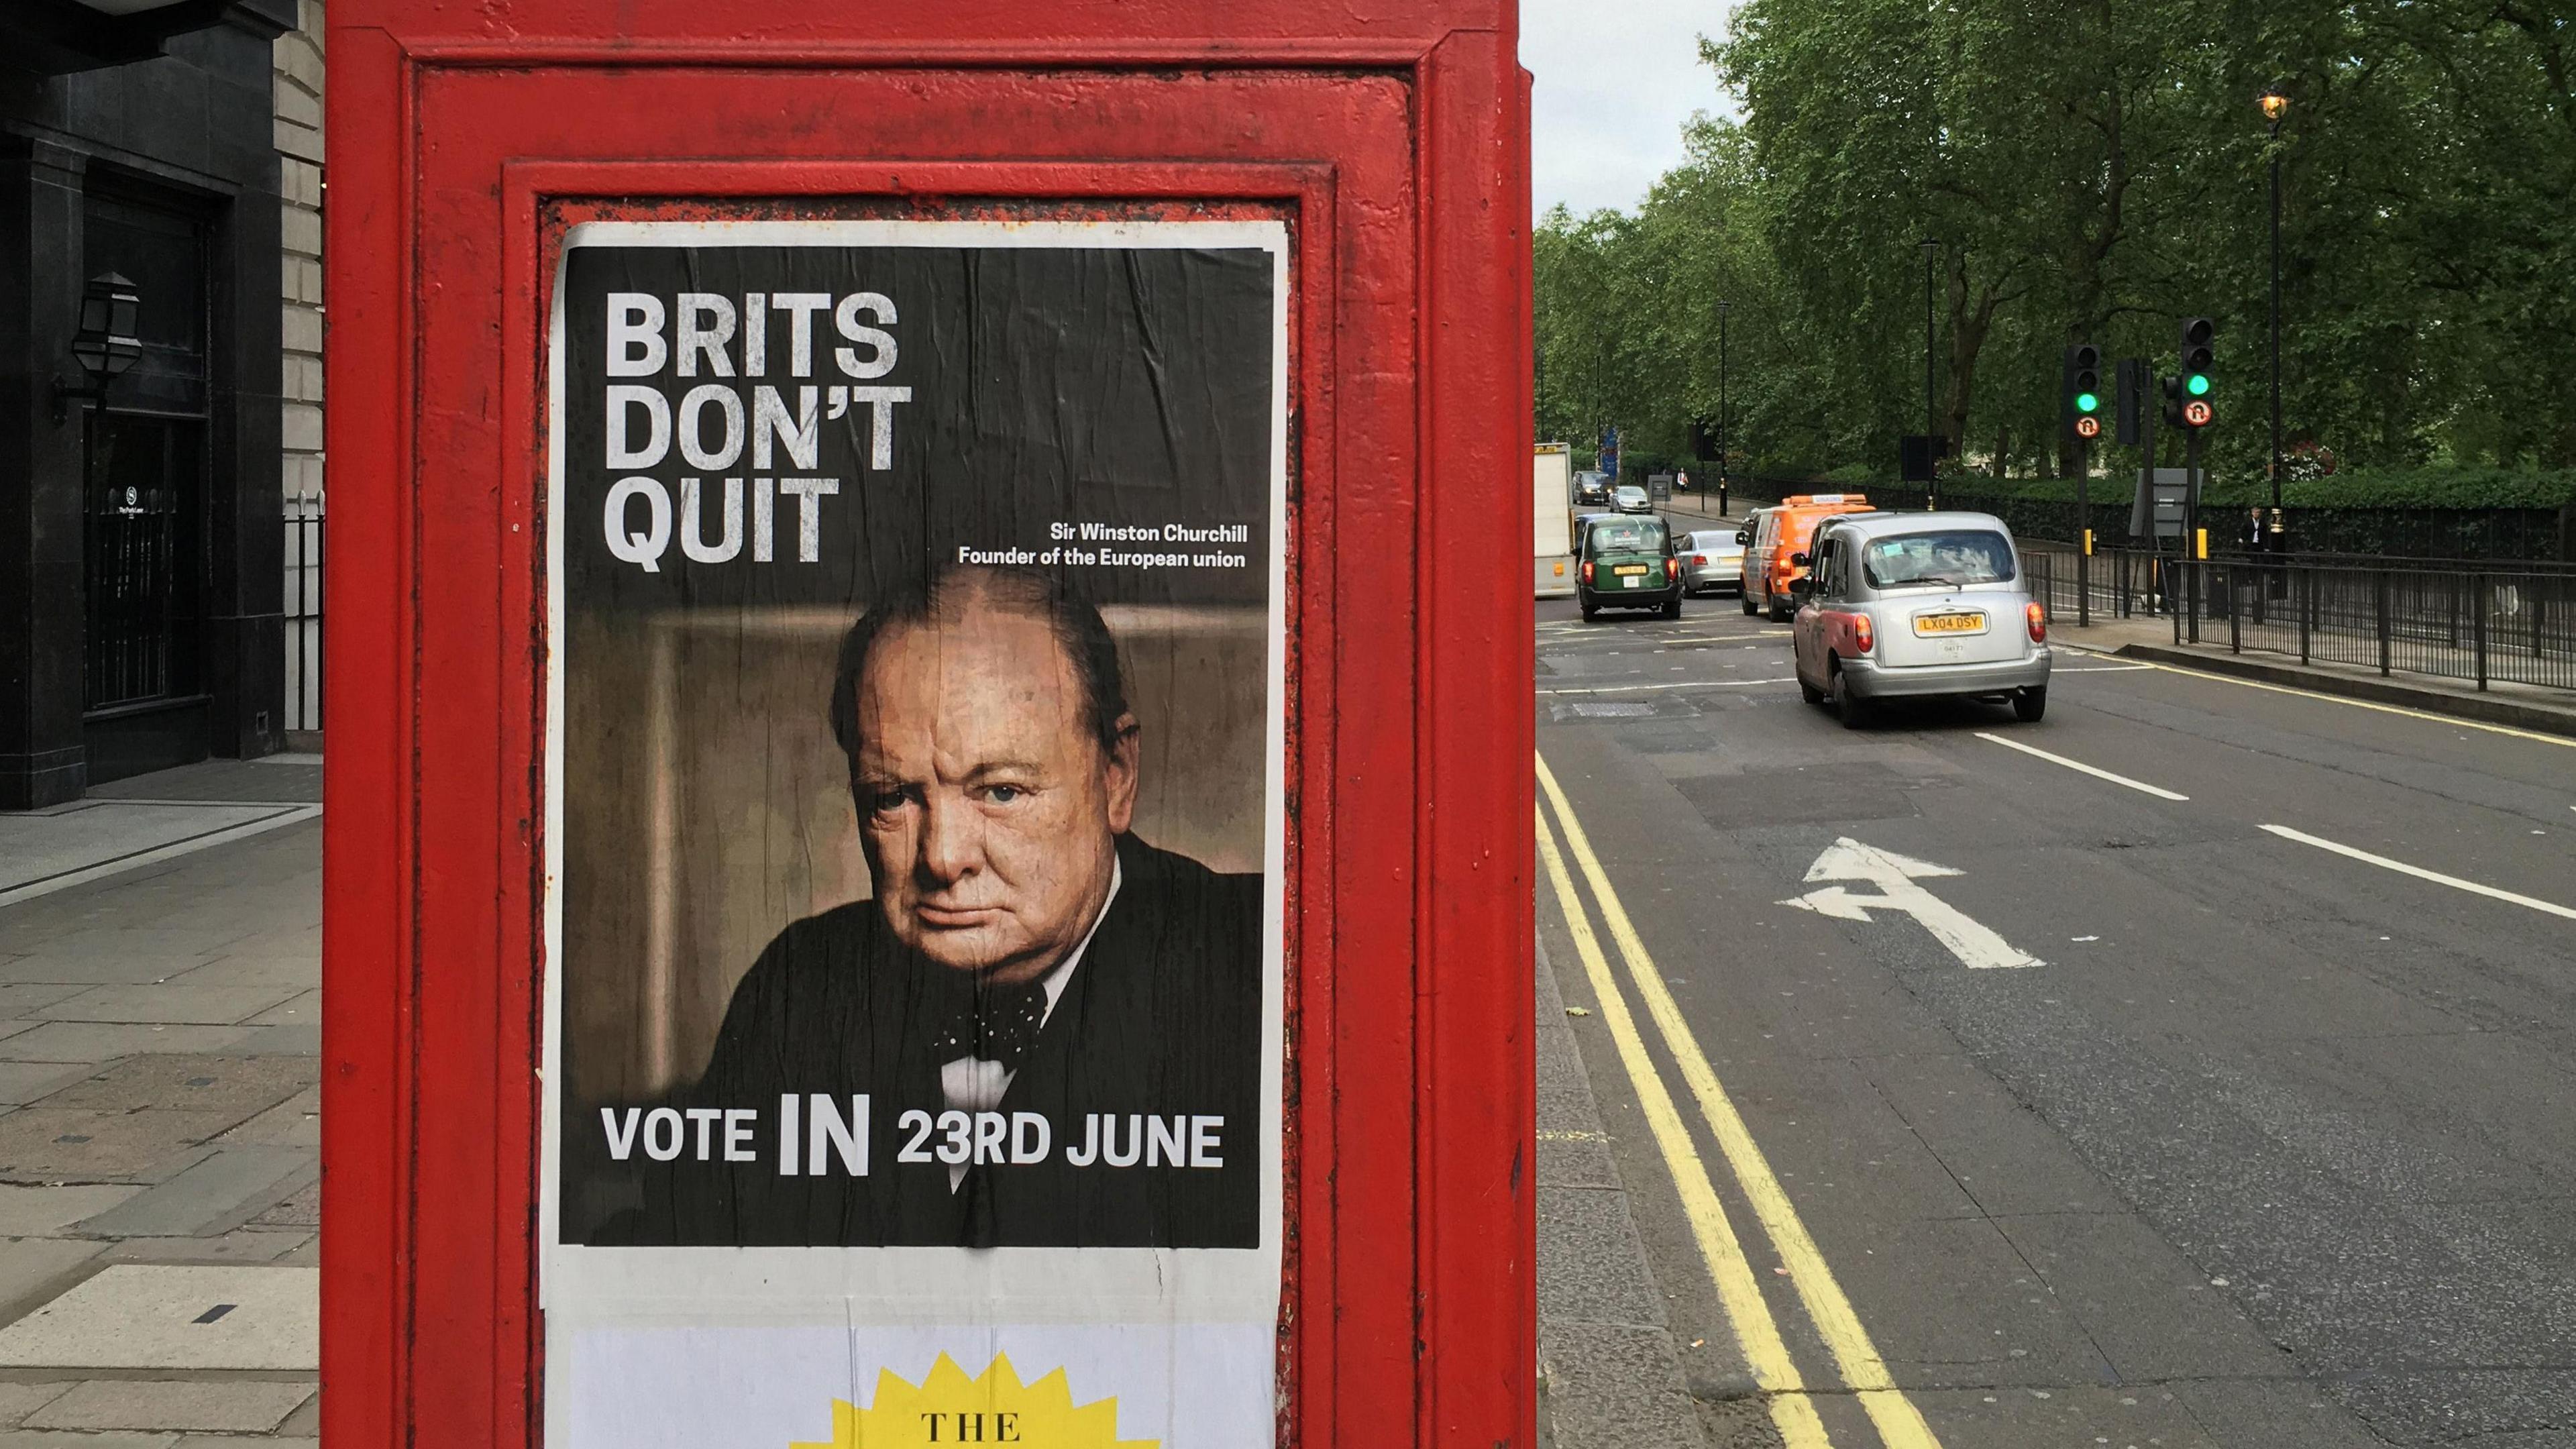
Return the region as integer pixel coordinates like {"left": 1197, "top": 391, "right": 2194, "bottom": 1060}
{"left": 1587, "top": 519, "right": 1668, "bottom": 552}
{"left": 1860, "top": 530, "right": 2017, "bottom": 588}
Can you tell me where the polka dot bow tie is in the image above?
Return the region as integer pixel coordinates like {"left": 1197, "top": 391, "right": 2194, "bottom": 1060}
{"left": 928, "top": 979, "right": 1052, "bottom": 1070}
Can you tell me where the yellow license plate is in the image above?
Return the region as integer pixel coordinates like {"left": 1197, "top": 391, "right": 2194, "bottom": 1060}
{"left": 1613, "top": 564, "right": 1650, "bottom": 576}
{"left": 1915, "top": 611, "right": 1986, "bottom": 635}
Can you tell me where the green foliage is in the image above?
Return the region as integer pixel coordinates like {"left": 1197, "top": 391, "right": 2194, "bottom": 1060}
{"left": 1934, "top": 469, "right": 2576, "bottom": 508}
{"left": 1539, "top": 0, "right": 2576, "bottom": 486}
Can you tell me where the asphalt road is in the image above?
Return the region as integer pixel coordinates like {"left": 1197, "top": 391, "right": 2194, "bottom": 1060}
{"left": 1535, "top": 540, "right": 2576, "bottom": 1449}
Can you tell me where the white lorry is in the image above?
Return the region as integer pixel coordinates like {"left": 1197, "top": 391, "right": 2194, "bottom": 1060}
{"left": 1534, "top": 443, "right": 1576, "bottom": 598}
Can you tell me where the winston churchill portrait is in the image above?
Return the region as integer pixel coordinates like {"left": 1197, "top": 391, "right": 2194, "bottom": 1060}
{"left": 580, "top": 565, "right": 1265, "bottom": 1249}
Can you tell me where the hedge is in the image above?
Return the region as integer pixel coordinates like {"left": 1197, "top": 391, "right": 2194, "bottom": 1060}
{"left": 1925, "top": 468, "right": 2576, "bottom": 511}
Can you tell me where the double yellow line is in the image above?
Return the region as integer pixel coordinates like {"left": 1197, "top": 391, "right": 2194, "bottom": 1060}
{"left": 1535, "top": 753, "right": 1942, "bottom": 1449}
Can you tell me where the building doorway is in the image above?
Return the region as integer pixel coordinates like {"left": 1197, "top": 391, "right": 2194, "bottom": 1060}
{"left": 78, "top": 186, "right": 213, "bottom": 784}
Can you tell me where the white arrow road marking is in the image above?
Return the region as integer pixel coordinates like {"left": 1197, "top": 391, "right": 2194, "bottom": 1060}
{"left": 2261, "top": 824, "right": 2576, "bottom": 921}
{"left": 1780, "top": 837, "right": 2044, "bottom": 969}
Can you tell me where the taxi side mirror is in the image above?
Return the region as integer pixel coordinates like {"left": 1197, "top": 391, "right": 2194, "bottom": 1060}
{"left": 1789, "top": 551, "right": 1811, "bottom": 568}
{"left": 1733, "top": 530, "right": 1750, "bottom": 545}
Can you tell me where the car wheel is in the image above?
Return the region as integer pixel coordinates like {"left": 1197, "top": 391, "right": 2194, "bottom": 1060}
{"left": 2012, "top": 686, "right": 2047, "bottom": 722}
{"left": 1580, "top": 597, "right": 1599, "bottom": 621}
{"left": 1662, "top": 598, "right": 1682, "bottom": 621}
{"left": 1768, "top": 598, "right": 1792, "bottom": 624}
{"left": 1740, "top": 591, "right": 1758, "bottom": 616}
{"left": 1833, "top": 665, "right": 1872, "bottom": 729}
{"left": 1798, "top": 667, "right": 1826, "bottom": 705}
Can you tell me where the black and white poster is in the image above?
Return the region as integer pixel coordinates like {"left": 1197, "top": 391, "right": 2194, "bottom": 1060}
{"left": 539, "top": 217, "right": 1287, "bottom": 1448}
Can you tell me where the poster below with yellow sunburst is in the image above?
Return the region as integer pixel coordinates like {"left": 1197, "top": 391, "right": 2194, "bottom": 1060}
{"left": 793, "top": 1352, "right": 1155, "bottom": 1448}
{"left": 552, "top": 1321, "right": 1276, "bottom": 1449}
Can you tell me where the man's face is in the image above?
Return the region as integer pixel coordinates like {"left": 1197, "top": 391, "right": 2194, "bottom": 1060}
{"left": 849, "top": 608, "right": 1137, "bottom": 984}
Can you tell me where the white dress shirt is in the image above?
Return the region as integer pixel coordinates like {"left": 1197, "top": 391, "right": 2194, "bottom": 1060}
{"left": 938, "top": 860, "right": 1122, "bottom": 1189}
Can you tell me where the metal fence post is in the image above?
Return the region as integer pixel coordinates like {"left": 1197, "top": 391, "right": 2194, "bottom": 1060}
{"left": 2377, "top": 570, "right": 2392, "bottom": 676}
{"left": 2298, "top": 566, "right": 2311, "bottom": 665}
{"left": 2475, "top": 574, "right": 2488, "bottom": 691}
{"left": 2229, "top": 565, "right": 2241, "bottom": 653}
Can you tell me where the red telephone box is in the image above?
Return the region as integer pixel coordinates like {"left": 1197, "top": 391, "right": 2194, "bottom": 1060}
{"left": 321, "top": 3, "right": 1534, "bottom": 1444}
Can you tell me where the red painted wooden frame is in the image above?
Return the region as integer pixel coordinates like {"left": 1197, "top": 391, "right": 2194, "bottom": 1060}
{"left": 322, "top": 5, "right": 1534, "bottom": 1444}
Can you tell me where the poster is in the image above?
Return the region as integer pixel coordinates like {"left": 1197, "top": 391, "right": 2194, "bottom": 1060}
{"left": 540, "top": 216, "right": 1289, "bottom": 1448}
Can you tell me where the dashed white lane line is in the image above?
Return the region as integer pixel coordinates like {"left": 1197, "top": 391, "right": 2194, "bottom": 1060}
{"left": 1972, "top": 732, "right": 2191, "bottom": 801}
{"left": 2261, "top": 824, "right": 2576, "bottom": 921}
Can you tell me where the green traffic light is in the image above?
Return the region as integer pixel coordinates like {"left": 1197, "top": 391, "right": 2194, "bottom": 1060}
{"left": 2074, "top": 392, "right": 2100, "bottom": 413}
{"left": 2186, "top": 373, "right": 2210, "bottom": 396}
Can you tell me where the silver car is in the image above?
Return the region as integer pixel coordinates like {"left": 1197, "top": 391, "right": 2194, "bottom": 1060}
{"left": 1611, "top": 484, "right": 1652, "bottom": 514}
{"left": 1677, "top": 529, "right": 1746, "bottom": 595}
{"left": 1787, "top": 511, "right": 2051, "bottom": 727}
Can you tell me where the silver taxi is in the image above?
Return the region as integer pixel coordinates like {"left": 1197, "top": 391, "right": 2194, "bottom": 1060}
{"left": 1787, "top": 511, "right": 2051, "bottom": 727}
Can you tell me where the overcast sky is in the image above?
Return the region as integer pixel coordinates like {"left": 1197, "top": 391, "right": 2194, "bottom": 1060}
{"left": 1522, "top": 0, "right": 1741, "bottom": 220}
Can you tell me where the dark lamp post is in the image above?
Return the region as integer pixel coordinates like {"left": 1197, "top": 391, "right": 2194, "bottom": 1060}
{"left": 53, "top": 271, "right": 144, "bottom": 424}
{"left": 1716, "top": 298, "right": 1730, "bottom": 511}
{"left": 2259, "top": 93, "right": 2288, "bottom": 515}
{"left": 1920, "top": 237, "right": 1938, "bottom": 510}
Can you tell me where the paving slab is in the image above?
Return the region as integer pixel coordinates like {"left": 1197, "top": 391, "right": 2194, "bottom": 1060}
{"left": 0, "top": 960, "right": 219, "bottom": 989}
{"left": 103, "top": 1229, "right": 313, "bottom": 1267}
{"left": 1539, "top": 1322, "right": 1718, "bottom": 1449}
{"left": 0, "top": 1067, "right": 98, "bottom": 1110}
{"left": 0, "top": 1242, "right": 106, "bottom": 1318}
{"left": 213, "top": 1090, "right": 318, "bottom": 1148}
{"left": 0, "top": 1110, "right": 234, "bottom": 1183}
{"left": 0, "top": 1185, "right": 141, "bottom": 1237}
{"left": 227, "top": 1026, "right": 319, "bottom": 1057}
{"left": 0, "top": 929, "right": 244, "bottom": 965}
{"left": 40, "top": 1057, "right": 315, "bottom": 1117}
{"left": 248, "top": 1181, "right": 317, "bottom": 1230}
{"left": 0, "top": 996, "right": 82, "bottom": 1024}
{"left": 74, "top": 1148, "right": 313, "bottom": 1239}
{"left": 23, "top": 1379, "right": 313, "bottom": 1433}
{"left": 239, "top": 991, "right": 316, "bottom": 1030}
{"left": 0, "top": 1265, "right": 317, "bottom": 1371}
{"left": 162, "top": 959, "right": 312, "bottom": 992}
{"left": 0, "top": 1026, "right": 255, "bottom": 1065}
{"left": 0, "top": 1429, "right": 179, "bottom": 1448}
{"left": 32, "top": 987, "right": 300, "bottom": 1028}
{"left": 0, "top": 803, "right": 320, "bottom": 913}
{"left": 0, "top": 1385, "right": 72, "bottom": 1428}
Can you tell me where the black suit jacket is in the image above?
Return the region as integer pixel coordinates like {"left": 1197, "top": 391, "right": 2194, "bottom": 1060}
{"left": 577, "top": 835, "right": 1263, "bottom": 1248}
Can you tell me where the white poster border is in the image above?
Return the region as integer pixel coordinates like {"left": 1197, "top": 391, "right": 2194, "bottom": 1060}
{"left": 536, "top": 217, "right": 1293, "bottom": 1333}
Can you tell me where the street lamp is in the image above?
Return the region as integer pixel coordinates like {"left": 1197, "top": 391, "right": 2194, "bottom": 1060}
{"left": 1716, "top": 298, "right": 1730, "bottom": 511}
{"left": 51, "top": 271, "right": 143, "bottom": 425}
{"left": 2259, "top": 91, "right": 2289, "bottom": 515}
{"left": 1920, "top": 237, "right": 1939, "bottom": 510}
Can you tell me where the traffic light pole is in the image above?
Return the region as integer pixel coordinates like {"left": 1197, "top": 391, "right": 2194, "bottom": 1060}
{"left": 2075, "top": 451, "right": 2090, "bottom": 629}
{"left": 2183, "top": 425, "right": 2203, "bottom": 645}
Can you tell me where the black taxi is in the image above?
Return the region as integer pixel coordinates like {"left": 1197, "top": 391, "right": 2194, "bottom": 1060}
{"left": 1577, "top": 513, "right": 1682, "bottom": 621}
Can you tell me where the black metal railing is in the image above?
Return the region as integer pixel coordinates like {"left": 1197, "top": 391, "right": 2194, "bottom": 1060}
{"left": 2025, "top": 543, "right": 2576, "bottom": 693}
{"left": 283, "top": 490, "right": 323, "bottom": 733}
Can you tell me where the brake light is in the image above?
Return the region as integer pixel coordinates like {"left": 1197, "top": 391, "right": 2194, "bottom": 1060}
{"left": 2026, "top": 600, "right": 2047, "bottom": 642}
{"left": 1581, "top": 560, "right": 1593, "bottom": 584}
{"left": 1693, "top": 554, "right": 1708, "bottom": 565}
{"left": 1854, "top": 614, "right": 1874, "bottom": 653}
{"left": 1665, "top": 557, "right": 1680, "bottom": 581}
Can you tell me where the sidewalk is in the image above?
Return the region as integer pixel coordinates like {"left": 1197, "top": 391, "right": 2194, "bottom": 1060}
{"left": 0, "top": 757, "right": 322, "bottom": 1445}
{"left": 2051, "top": 611, "right": 2576, "bottom": 738}
{"left": 1536, "top": 936, "right": 1768, "bottom": 1449}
